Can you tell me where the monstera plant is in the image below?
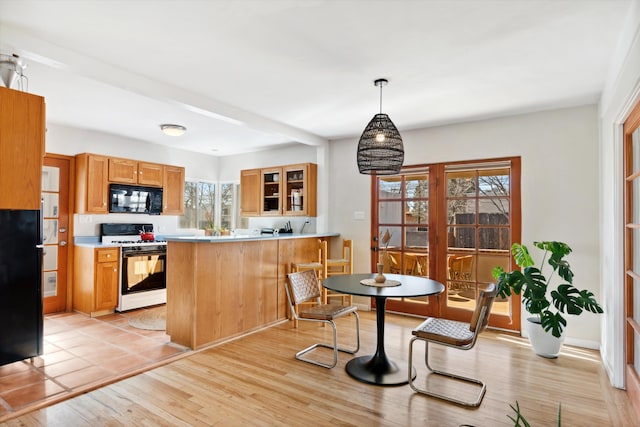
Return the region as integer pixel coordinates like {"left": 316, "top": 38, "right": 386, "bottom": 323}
{"left": 492, "top": 241, "right": 603, "bottom": 356}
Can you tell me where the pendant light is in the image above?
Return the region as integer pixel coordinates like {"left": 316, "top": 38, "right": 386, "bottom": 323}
{"left": 356, "top": 78, "right": 404, "bottom": 175}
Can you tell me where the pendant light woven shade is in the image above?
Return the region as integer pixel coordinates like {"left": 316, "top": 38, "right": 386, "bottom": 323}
{"left": 357, "top": 113, "right": 404, "bottom": 175}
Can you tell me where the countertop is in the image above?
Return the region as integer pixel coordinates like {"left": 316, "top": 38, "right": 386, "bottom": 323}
{"left": 74, "top": 232, "right": 339, "bottom": 248}
{"left": 164, "top": 232, "right": 339, "bottom": 243}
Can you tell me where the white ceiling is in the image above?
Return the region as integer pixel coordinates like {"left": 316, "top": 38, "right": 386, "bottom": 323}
{"left": 0, "top": 0, "right": 632, "bottom": 156}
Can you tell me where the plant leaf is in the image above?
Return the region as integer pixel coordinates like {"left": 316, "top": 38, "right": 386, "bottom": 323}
{"left": 541, "top": 310, "right": 567, "bottom": 338}
{"left": 512, "top": 243, "right": 534, "bottom": 268}
{"left": 536, "top": 241, "right": 574, "bottom": 283}
{"left": 551, "top": 284, "right": 584, "bottom": 315}
{"left": 578, "top": 289, "right": 604, "bottom": 313}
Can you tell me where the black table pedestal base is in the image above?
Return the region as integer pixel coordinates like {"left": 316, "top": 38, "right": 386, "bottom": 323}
{"left": 346, "top": 355, "right": 416, "bottom": 386}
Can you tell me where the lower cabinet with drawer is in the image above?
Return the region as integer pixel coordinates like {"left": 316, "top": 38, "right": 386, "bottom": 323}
{"left": 73, "top": 246, "right": 120, "bottom": 317}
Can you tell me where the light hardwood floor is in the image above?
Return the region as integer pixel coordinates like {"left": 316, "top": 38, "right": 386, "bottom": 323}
{"left": 1, "top": 311, "right": 636, "bottom": 426}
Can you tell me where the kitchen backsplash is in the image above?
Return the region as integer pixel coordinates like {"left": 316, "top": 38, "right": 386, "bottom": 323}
{"left": 74, "top": 214, "right": 316, "bottom": 237}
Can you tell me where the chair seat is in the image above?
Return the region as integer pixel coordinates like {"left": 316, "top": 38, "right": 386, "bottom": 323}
{"left": 327, "top": 258, "right": 348, "bottom": 264}
{"left": 295, "top": 262, "right": 323, "bottom": 270}
{"left": 412, "top": 317, "right": 474, "bottom": 347}
{"left": 299, "top": 304, "right": 357, "bottom": 320}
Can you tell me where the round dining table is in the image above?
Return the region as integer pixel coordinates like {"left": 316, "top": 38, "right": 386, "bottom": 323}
{"left": 323, "top": 273, "right": 444, "bottom": 386}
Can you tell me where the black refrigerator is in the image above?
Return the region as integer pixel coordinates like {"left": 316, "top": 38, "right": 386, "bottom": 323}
{"left": 0, "top": 209, "right": 43, "bottom": 366}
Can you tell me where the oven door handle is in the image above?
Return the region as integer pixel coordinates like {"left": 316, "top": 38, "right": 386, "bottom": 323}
{"left": 122, "top": 251, "right": 166, "bottom": 257}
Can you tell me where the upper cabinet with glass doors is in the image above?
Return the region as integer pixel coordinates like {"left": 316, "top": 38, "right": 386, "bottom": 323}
{"left": 240, "top": 163, "right": 317, "bottom": 217}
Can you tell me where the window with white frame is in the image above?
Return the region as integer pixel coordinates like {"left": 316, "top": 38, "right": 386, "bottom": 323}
{"left": 180, "top": 180, "right": 237, "bottom": 231}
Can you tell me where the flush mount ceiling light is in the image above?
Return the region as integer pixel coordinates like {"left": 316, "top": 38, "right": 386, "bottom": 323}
{"left": 356, "top": 78, "right": 404, "bottom": 175}
{"left": 160, "top": 124, "right": 187, "bottom": 136}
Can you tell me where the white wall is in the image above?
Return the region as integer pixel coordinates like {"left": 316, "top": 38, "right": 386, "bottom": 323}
{"left": 329, "top": 105, "right": 602, "bottom": 346}
{"left": 598, "top": 0, "right": 640, "bottom": 389}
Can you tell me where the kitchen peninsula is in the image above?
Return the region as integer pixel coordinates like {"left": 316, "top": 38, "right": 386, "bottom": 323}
{"left": 165, "top": 232, "right": 338, "bottom": 349}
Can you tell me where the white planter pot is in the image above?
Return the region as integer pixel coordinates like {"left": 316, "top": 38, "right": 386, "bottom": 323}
{"left": 525, "top": 317, "right": 565, "bottom": 358}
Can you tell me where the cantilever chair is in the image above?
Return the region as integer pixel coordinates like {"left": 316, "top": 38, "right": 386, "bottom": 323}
{"left": 285, "top": 269, "right": 360, "bottom": 368}
{"left": 408, "top": 283, "right": 497, "bottom": 407}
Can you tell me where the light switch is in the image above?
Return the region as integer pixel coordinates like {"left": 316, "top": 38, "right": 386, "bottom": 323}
{"left": 353, "top": 211, "right": 365, "bottom": 220}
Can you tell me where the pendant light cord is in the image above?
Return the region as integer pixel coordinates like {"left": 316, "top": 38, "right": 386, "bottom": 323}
{"left": 379, "top": 83, "right": 383, "bottom": 114}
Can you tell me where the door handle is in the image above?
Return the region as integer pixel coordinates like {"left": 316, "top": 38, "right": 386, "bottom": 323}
{"left": 59, "top": 227, "right": 67, "bottom": 233}
{"left": 59, "top": 241, "right": 67, "bottom": 246}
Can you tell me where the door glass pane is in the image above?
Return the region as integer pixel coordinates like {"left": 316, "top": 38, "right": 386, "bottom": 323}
{"left": 379, "top": 202, "right": 403, "bottom": 224}
{"left": 405, "top": 253, "right": 429, "bottom": 277}
{"left": 635, "top": 330, "right": 640, "bottom": 376}
{"left": 405, "top": 226, "right": 428, "bottom": 249}
{"left": 381, "top": 250, "right": 402, "bottom": 274}
{"left": 42, "top": 193, "right": 59, "bottom": 218}
{"left": 42, "top": 166, "right": 60, "bottom": 192}
{"left": 379, "top": 176, "right": 402, "bottom": 199}
{"left": 634, "top": 276, "right": 640, "bottom": 322}
{"left": 43, "top": 219, "right": 58, "bottom": 245}
{"left": 43, "top": 272, "right": 57, "bottom": 297}
{"left": 378, "top": 226, "right": 401, "bottom": 250}
{"left": 43, "top": 245, "right": 58, "bottom": 271}
{"left": 447, "top": 171, "right": 476, "bottom": 196}
{"left": 635, "top": 228, "right": 640, "bottom": 272}
{"left": 448, "top": 226, "right": 475, "bottom": 249}
{"left": 448, "top": 199, "right": 476, "bottom": 225}
{"left": 633, "top": 126, "right": 640, "bottom": 173}
{"left": 405, "top": 201, "right": 428, "bottom": 224}
{"left": 479, "top": 227, "right": 509, "bottom": 250}
{"left": 634, "top": 178, "right": 640, "bottom": 223}
{"left": 479, "top": 168, "right": 510, "bottom": 196}
{"left": 405, "top": 174, "right": 428, "bottom": 197}
{"left": 479, "top": 197, "right": 509, "bottom": 224}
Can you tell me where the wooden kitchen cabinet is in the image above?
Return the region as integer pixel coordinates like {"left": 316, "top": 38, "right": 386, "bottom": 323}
{"left": 75, "top": 153, "right": 184, "bottom": 215}
{"left": 282, "top": 163, "right": 317, "bottom": 216}
{"left": 240, "top": 163, "right": 317, "bottom": 217}
{"left": 0, "top": 86, "right": 45, "bottom": 209}
{"left": 261, "top": 167, "right": 283, "bottom": 216}
{"left": 75, "top": 153, "right": 109, "bottom": 213}
{"left": 240, "top": 168, "right": 261, "bottom": 216}
{"left": 73, "top": 246, "right": 119, "bottom": 317}
{"left": 108, "top": 157, "right": 164, "bottom": 187}
{"left": 163, "top": 165, "right": 185, "bottom": 215}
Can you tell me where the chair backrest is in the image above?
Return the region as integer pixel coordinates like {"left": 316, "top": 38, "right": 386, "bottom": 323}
{"left": 460, "top": 255, "right": 474, "bottom": 279}
{"left": 318, "top": 239, "right": 328, "bottom": 278}
{"left": 469, "top": 283, "right": 497, "bottom": 333}
{"left": 287, "top": 269, "right": 322, "bottom": 306}
{"left": 449, "top": 256, "right": 462, "bottom": 279}
{"left": 342, "top": 239, "right": 353, "bottom": 259}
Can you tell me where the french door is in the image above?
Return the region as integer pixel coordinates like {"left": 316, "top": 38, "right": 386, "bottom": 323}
{"left": 623, "top": 99, "right": 640, "bottom": 413}
{"left": 372, "top": 157, "right": 521, "bottom": 330}
{"left": 42, "top": 155, "right": 71, "bottom": 314}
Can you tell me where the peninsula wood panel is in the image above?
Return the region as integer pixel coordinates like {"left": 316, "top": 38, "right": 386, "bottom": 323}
{"left": 277, "top": 237, "right": 327, "bottom": 319}
{"left": 166, "top": 239, "right": 279, "bottom": 349}
{"left": 165, "top": 242, "right": 196, "bottom": 346}
{"left": 0, "top": 86, "right": 45, "bottom": 209}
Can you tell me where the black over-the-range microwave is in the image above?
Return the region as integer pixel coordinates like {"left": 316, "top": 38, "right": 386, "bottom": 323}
{"left": 109, "top": 184, "right": 163, "bottom": 215}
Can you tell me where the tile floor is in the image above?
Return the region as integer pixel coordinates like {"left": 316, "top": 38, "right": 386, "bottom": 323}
{"left": 0, "top": 306, "right": 189, "bottom": 422}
